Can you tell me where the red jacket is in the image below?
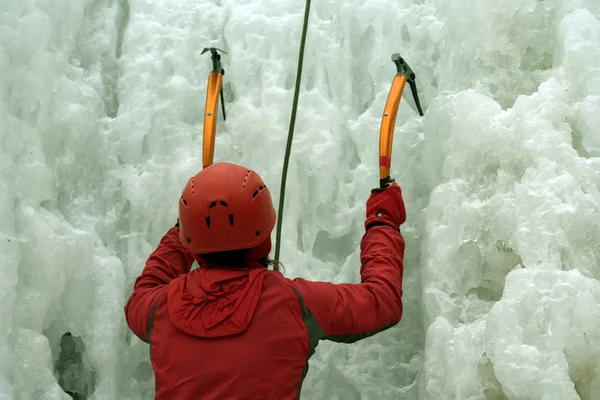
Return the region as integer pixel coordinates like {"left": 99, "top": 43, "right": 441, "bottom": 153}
{"left": 125, "top": 223, "right": 404, "bottom": 399}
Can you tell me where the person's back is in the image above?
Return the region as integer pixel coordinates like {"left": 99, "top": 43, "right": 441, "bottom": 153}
{"left": 124, "top": 162, "right": 406, "bottom": 399}
{"left": 149, "top": 263, "right": 310, "bottom": 399}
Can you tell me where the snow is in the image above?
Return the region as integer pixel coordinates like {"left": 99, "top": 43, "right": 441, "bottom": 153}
{"left": 1, "top": 0, "right": 600, "bottom": 399}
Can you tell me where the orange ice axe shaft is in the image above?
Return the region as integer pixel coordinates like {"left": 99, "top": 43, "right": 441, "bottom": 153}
{"left": 201, "top": 47, "right": 227, "bottom": 169}
{"left": 379, "top": 53, "right": 423, "bottom": 188}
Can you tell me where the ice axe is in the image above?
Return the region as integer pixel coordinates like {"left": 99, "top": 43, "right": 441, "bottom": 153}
{"left": 201, "top": 47, "right": 227, "bottom": 169}
{"left": 378, "top": 53, "right": 423, "bottom": 188}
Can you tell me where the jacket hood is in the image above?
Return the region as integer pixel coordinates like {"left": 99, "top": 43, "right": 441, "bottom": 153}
{"left": 167, "top": 262, "right": 266, "bottom": 338}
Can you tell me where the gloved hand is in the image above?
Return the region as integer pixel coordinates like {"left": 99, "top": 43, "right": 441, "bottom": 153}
{"left": 365, "top": 182, "right": 407, "bottom": 231}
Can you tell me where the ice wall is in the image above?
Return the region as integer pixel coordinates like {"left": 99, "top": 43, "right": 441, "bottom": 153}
{"left": 1, "top": 0, "right": 600, "bottom": 399}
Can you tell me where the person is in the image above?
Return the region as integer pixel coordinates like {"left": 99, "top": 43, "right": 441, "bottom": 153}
{"left": 124, "top": 162, "right": 406, "bottom": 400}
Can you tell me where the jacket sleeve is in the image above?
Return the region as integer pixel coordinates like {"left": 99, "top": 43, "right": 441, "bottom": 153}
{"left": 291, "top": 224, "right": 405, "bottom": 343}
{"left": 124, "top": 226, "right": 195, "bottom": 342}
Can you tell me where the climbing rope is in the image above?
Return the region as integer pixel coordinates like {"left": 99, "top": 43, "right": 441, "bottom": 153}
{"left": 274, "top": 0, "right": 312, "bottom": 263}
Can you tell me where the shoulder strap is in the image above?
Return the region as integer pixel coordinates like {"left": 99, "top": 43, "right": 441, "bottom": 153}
{"left": 290, "top": 287, "right": 324, "bottom": 399}
{"left": 144, "top": 295, "right": 161, "bottom": 345}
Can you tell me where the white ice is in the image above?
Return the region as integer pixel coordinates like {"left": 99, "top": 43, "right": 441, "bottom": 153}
{"left": 1, "top": 0, "right": 600, "bottom": 399}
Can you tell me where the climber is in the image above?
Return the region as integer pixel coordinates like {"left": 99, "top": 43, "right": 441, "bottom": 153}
{"left": 124, "top": 161, "right": 406, "bottom": 400}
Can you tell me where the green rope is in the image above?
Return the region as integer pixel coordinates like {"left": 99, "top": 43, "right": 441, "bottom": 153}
{"left": 274, "top": 0, "right": 312, "bottom": 263}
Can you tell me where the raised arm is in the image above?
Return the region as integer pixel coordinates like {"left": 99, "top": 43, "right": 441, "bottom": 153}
{"left": 291, "top": 183, "right": 406, "bottom": 343}
{"left": 124, "top": 225, "right": 195, "bottom": 342}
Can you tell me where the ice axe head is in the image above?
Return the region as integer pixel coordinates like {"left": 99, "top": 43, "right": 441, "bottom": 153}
{"left": 391, "top": 53, "right": 424, "bottom": 116}
{"left": 201, "top": 47, "right": 228, "bottom": 56}
{"left": 202, "top": 47, "right": 228, "bottom": 73}
{"left": 391, "top": 54, "right": 416, "bottom": 82}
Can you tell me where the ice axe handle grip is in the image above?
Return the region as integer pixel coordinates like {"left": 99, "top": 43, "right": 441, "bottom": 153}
{"left": 372, "top": 176, "right": 394, "bottom": 193}
{"left": 380, "top": 176, "right": 394, "bottom": 188}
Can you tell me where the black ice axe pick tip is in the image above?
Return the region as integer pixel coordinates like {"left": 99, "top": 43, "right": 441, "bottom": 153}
{"left": 391, "top": 53, "right": 424, "bottom": 116}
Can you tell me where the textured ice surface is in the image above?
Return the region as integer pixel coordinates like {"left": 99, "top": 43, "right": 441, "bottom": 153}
{"left": 1, "top": 0, "right": 600, "bottom": 399}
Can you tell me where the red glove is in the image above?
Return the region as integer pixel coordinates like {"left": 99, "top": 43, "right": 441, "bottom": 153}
{"left": 365, "top": 182, "right": 407, "bottom": 231}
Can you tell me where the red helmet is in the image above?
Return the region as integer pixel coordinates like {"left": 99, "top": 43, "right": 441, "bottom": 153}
{"left": 178, "top": 162, "right": 276, "bottom": 254}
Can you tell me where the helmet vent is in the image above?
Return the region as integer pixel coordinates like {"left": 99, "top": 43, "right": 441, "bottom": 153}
{"left": 229, "top": 214, "right": 234, "bottom": 226}
{"left": 252, "top": 185, "right": 266, "bottom": 198}
{"left": 209, "top": 201, "right": 217, "bottom": 209}
{"left": 182, "top": 198, "right": 187, "bottom": 206}
{"left": 255, "top": 231, "right": 260, "bottom": 236}
{"left": 242, "top": 170, "right": 251, "bottom": 188}
{"left": 186, "top": 237, "right": 192, "bottom": 243}
{"left": 205, "top": 216, "right": 211, "bottom": 228}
